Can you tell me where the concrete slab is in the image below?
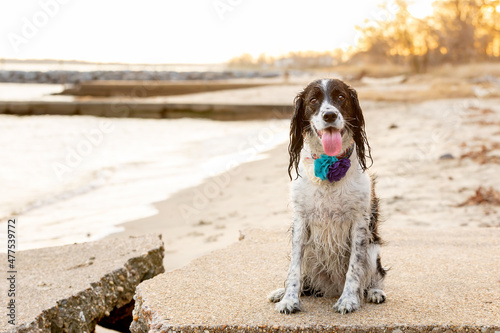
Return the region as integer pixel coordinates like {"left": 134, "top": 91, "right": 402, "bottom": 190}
{"left": 58, "top": 81, "right": 276, "bottom": 97}
{"left": 127, "top": 103, "right": 164, "bottom": 119}
{"left": 1, "top": 234, "right": 164, "bottom": 333}
{"left": 164, "top": 104, "right": 292, "bottom": 120}
{"left": 0, "top": 101, "right": 8, "bottom": 113}
{"left": 78, "top": 102, "right": 105, "bottom": 117}
{"left": 31, "top": 102, "right": 78, "bottom": 115}
{"left": 0, "top": 99, "right": 292, "bottom": 120}
{"left": 6, "top": 102, "right": 31, "bottom": 115}
{"left": 131, "top": 228, "right": 500, "bottom": 333}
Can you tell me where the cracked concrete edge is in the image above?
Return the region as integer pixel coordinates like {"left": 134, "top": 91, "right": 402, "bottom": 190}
{"left": 10, "top": 235, "right": 165, "bottom": 333}
{"left": 131, "top": 319, "right": 499, "bottom": 333}
{"left": 130, "top": 288, "right": 153, "bottom": 333}
{"left": 130, "top": 276, "right": 499, "bottom": 333}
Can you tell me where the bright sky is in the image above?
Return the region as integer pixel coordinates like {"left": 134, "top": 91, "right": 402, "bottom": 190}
{"left": 0, "top": 0, "right": 434, "bottom": 64}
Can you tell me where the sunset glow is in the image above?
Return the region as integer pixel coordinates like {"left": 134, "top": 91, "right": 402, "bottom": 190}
{"left": 0, "top": 0, "right": 435, "bottom": 64}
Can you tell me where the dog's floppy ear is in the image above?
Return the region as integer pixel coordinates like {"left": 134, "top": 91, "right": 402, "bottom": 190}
{"left": 288, "top": 91, "right": 307, "bottom": 180}
{"left": 349, "top": 87, "right": 372, "bottom": 171}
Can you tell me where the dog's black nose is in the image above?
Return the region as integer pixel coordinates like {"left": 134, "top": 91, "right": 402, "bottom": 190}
{"left": 323, "top": 112, "right": 338, "bottom": 122}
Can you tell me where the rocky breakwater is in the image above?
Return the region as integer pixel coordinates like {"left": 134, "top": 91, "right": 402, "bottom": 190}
{"left": 0, "top": 69, "right": 280, "bottom": 84}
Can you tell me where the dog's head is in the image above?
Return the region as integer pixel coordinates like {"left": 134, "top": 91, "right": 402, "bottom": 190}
{"left": 288, "top": 78, "right": 372, "bottom": 180}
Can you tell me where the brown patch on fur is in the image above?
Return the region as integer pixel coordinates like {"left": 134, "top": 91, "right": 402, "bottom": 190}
{"left": 369, "top": 175, "right": 383, "bottom": 245}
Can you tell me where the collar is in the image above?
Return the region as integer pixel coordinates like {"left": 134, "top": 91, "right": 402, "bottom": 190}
{"left": 304, "top": 142, "right": 355, "bottom": 183}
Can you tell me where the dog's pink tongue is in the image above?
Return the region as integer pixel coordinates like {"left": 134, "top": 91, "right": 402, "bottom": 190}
{"left": 322, "top": 129, "right": 342, "bottom": 156}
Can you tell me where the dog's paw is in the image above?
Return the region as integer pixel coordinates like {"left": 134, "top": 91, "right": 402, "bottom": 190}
{"left": 366, "top": 288, "right": 386, "bottom": 304}
{"left": 275, "top": 297, "right": 301, "bottom": 314}
{"left": 333, "top": 295, "right": 360, "bottom": 314}
{"left": 267, "top": 288, "right": 285, "bottom": 303}
{"left": 268, "top": 288, "right": 285, "bottom": 303}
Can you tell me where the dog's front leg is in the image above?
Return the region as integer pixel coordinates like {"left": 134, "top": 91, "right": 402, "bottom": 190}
{"left": 334, "top": 218, "right": 369, "bottom": 314}
{"left": 276, "top": 214, "right": 305, "bottom": 314}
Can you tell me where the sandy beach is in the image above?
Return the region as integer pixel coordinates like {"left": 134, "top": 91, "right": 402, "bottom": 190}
{"left": 109, "top": 91, "right": 500, "bottom": 273}
{"left": 3, "top": 79, "right": 500, "bottom": 333}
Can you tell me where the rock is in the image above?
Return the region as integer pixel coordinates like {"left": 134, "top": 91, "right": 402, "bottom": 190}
{"left": 439, "top": 153, "right": 454, "bottom": 160}
{"left": 0, "top": 70, "right": 10, "bottom": 81}
{"left": 24, "top": 71, "right": 37, "bottom": 81}
{"left": 0, "top": 234, "right": 164, "bottom": 333}
{"left": 0, "top": 69, "right": 282, "bottom": 84}
{"left": 80, "top": 72, "right": 93, "bottom": 82}
{"left": 38, "top": 72, "right": 49, "bottom": 83}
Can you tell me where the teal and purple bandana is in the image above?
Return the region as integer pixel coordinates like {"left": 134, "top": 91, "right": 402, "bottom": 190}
{"left": 313, "top": 144, "right": 354, "bottom": 182}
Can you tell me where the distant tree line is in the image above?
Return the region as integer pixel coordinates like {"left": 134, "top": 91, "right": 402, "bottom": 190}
{"left": 357, "top": 0, "right": 500, "bottom": 72}
{"left": 228, "top": 0, "right": 500, "bottom": 73}
{"left": 227, "top": 50, "right": 346, "bottom": 70}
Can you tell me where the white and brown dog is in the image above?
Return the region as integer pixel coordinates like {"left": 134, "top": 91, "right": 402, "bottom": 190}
{"left": 268, "top": 78, "right": 386, "bottom": 314}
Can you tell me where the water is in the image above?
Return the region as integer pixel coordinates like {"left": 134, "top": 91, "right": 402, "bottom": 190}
{"left": 0, "top": 61, "right": 226, "bottom": 73}
{"left": 0, "top": 115, "right": 289, "bottom": 250}
{"left": 0, "top": 84, "right": 289, "bottom": 251}
{"left": 0, "top": 83, "right": 65, "bottom": 101}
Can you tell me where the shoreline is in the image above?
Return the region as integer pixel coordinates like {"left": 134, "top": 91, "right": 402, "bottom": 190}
{"left": 108, "top": 143, "right": 292, "bottom": 272}
{"left": 0, "top": 113, "right": 291, "bottom": 252}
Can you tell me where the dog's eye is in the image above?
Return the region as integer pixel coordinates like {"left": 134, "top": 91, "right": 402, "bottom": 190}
{"left": 338, "top": 94, "right": 345, "bottom": 101}
{"left": 310, "top": 98, "right": 318, "bottom": 104}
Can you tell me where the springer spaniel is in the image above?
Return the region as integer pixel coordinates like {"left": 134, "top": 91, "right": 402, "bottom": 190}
{"left": 268, "top": 78, "right": 387, "bottom": 314}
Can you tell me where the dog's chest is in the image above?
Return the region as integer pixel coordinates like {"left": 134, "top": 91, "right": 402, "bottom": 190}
{"left": 293, "top": 176, "right": 370, "bottom": 226}
{"left": 306, "top": 186, "right": 358, "bottom": 252}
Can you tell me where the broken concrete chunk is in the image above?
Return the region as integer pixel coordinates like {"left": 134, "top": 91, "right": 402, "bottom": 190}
{"left": 1, "top": 234, "right": 164, "bottom": 333}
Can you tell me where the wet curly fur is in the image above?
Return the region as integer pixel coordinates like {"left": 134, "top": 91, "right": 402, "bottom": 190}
{"left": 268, "top": 79, "right": 387, "bottom": 314}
